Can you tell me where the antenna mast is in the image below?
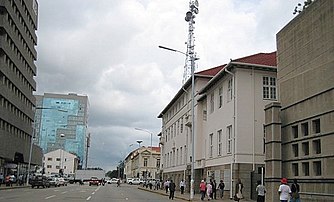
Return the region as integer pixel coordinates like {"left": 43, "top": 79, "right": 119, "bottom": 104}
{"left": 183, "top": 0, "right": 199, "bottom": 84}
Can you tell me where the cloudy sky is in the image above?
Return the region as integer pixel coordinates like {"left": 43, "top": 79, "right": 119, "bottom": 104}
{"left": 35, "top": 0, "right": 300, "bottom": 171}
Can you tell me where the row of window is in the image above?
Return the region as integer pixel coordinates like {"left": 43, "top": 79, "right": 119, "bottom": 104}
{"left": 46, "top": 165, "right": 67, "bottom": 169}
{"left": 45, "top": 157, "right": 67, "bottom": 162}
{"left": 165, "top": 116, "right": 184, "bottom": 142}
{"left": 291, "top": 161, "right": 321, "bottom": 176}
{"left": 292, "top": 119, "right": 321, "bottom": 138}
{"left": 165, "top": 145, "right": 187, "bottom": 168}
{"left": 292, "top": 139, "right": 321, "bottom": 157}
{"left": 0, "top": 117, "right": 29, "bottom": 140}
{"left": 209, "top": 78, "right": 233, "bottom": 114}
{"left": 209, "top": 126, "right": 233, "bottom": 158}
{"left": 163, "top": 94, "right": 188, "bottom": 123}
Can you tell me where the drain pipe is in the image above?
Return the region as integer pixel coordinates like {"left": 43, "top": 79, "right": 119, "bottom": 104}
{"left": 224, "top": 65, "right": 235, "bottom": 199}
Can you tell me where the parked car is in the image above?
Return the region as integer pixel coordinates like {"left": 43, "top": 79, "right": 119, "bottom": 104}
{"left": 30, "top": 175, "right": 50, "bottom": 188}
{"left": 89, "top": 177, "right": 100, "bottom": 186}
{"left": 57, "top": 177, "right": 67, "bottom": 186}
{"left": 107, "top": 178, "right": 118, "bottom": 184}
{"left": 47, "top": 177, "right": 59, "bottom": 187}
{"left": 128, "top": 178, "right": 143, "bottom": 185}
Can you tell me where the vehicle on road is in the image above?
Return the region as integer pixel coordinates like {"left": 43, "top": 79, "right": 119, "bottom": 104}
{"left": 107, "top": 178, "right": 118, "bottom": 184}
{"left": 47, "top": 177, "right": 59, "bottom": 187}
{"left": 128, "top": 178, "right": 144, "bottom": 185}
{"left": 89, "top": 177, "right": 100, "bottom": 186}
{"left": 75, "top": 169, "right": 105, "bottom": 183}
{"left": 57, "top": 177, "right": 67, "bottom": 186}
{"left": 30, "top": 175, "right": 50, "bottom": 188}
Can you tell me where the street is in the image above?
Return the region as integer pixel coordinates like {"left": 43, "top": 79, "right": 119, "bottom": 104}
{"left": 0, "top": 183, "right": 183, "bottom": 202}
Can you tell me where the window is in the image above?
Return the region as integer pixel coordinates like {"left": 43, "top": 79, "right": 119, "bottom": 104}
{"left": 47, "top": 165, "right": 52, "bottom": 168}
{"left": 292, "top": 125, "right": 298, "bottom": 138}
{"left": 313, "top": 161, "right": 321, "bottom": 176}
{"left": 302, "top": 142, "right": 309, "bottom": 155}
{"left": 218, "top": 87, "right": 223, "bottom": 108}
{"left": 156, "top": 159, "right": 160, "bottom": 168}
{"left": 56, "top": 165, "right": 60, "bottom": 169}
{"left": 203, "top": 110, "right": 207, "bottom": 121}
{"left": 292, "top": 144, "right": 299, "bottom": 157}
{"left": 312, "top": 119, "right": 320, "bottom": 134}
{"left": 227, "top": 79, "right": 233, "bottom": 102}
{"left": 263, "top": 76, "right": 277, "bottom": 100}
{"left": 292, "top": 163, "right": 299, "bottom": 176}
{"left": 180, "top": 147, "right": 183, "bottom": 164}
{"left": 180, "top": 117, "right": 183, "bottom": 133}
{"left": 227, "top": 126, "right": 232, "bottom": 154}
{"left": 56, "top": 158, "right": 60, "bottom": 161}
{"left": 47, "top": 157, "right": 52, "bottom": 161}
{"left": 210, "top": 93, "right": 214, "bottom": 113}
{"left": 312, "top": 139, "right": 321, "bottom": 154}
{"left": 209, "top": 133, "right": 213, "bottom": 157}
{"left": 218, "top": 130, "right": 222, "bottom": 156}
{"left": 301, "top": 122, "right": 309, "bottom": 136}
{"left": 144, "top": 158, "right": 148, "bottom": 167}
{"left": 302, "top": 162, "right": 309, "bottom": 176}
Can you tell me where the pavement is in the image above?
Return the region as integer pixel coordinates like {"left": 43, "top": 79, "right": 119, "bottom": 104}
{"left": 138, "top": 186, "right": 256, "bottom": 201}
{"left": 0, "top": 183, "right": 29, "bottom": 190}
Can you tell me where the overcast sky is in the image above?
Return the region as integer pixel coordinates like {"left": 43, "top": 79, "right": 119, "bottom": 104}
{"left": 35, "top": 0, "right": 300, "bottom": 171}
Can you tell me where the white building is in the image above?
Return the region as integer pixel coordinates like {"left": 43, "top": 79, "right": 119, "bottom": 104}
{"left": 43, "top": 149, "right": 79, "bottom": 176}
{"left": 158, "top": 52, "right": 277, "bottom": 200}
{"left": 124, "top": 146, "right": 161, "bottom": 180}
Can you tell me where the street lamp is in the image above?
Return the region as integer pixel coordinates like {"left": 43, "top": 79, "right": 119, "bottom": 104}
{"left": 136, "top": 140, "right": 143, "bottom": 147}
{"left": 135, "top": 128, "right": 153, "bottom": 150}
{"left": 26, "top": 107, "right": 68, "bottom": 185}
{"left": 158, "top": 0, "right": 198, "bottom": 199}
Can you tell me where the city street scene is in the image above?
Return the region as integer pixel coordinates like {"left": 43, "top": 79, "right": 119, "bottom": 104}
{"left": 0, "top": 0, "right": 333, "bottom": 201}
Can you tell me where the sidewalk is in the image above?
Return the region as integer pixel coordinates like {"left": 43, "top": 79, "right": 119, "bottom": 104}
{"left": 0, "top": 184, "right": 29, "bottom": 190}
{"left": 138, "top": 186, "right": 256, "bottom": 201}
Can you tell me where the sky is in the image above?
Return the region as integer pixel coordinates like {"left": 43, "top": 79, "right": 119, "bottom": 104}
{"left": 35, "top": 0, "right": 301, "bottom": 171}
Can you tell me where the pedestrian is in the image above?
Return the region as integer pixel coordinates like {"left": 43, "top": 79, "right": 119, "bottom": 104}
{"left": 290, "top": 179, "right": 300, "bottom": 202}
{"left": 218, "top": 180, "right": 225, "bottom": 199}
{"left": 117, "top": 179, "right": 120, "bottom": 187}
{"left": 164, "top": 180, "right": 169, "bottom": 193}
{"left": 5, "top": 175, "right": 11, "bottom": 187}
{"left": 200, "top": 180, "right": 206, "bottom": 201}
{"left": 278, "top": 178, "right": 291, "bottom": 202}
{"left": 180, "top": 179, "right": 185, "bottom": 194}
{"left": 169, "top": 180, "right": 176, "bottom": 200}
{"left": 234, "top": 178, "right": 244, "bottom": 201}
{"left": 206, "top": 181, "right": 213, "bottom": 201}
{"left": 212, "top": 179, "right": 217, "bottom": 199}
{"left": 256, "top": 180, "right": 266, "bottom": 202}
{"left": 0, "top": 173, "right": 3, "bottom": 186}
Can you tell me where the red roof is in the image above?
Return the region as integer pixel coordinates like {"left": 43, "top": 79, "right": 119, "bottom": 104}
{"left": 148, "top": 146, "right": 161, "bottom": 152}
{"left": 232, "top": 52, "right": 277, "bottom": 66}
{"left": 196, "top": 65, "right": 226, "bottom": 76}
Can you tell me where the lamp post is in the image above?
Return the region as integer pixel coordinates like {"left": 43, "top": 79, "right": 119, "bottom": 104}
{"left": 135, "top": 128, "right": 153, "bottom": 150}
{"left": 136, "top": 140, "right": 143, "bottom": 148}
{"left": 59, "top": 133, "right": 66, "bottom": 176}
{"left": 158, "top": 1, "right": 198, "bottom": 199}
{"left": 26, "top": 107, "right": 68, "bottom": 185}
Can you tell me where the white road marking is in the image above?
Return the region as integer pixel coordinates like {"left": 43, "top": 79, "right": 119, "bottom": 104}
{"left": 86, "top": 196, "right": 91, "bottom": 201}
{"left": 45, "top": 195, "right": 56, "bottom": 199}
{"left": 92, "top": 192, "right": 95, "bottom": 195}
{"left": 61, "top": 191, "right": 68, "bottom": 194}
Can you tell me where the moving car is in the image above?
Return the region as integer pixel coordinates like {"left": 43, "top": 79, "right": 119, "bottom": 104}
{"left": 128, "top": 178, "right": 143, "bottom": 185}
{"left": 89, "top": 177, "right": 100, "bottom": 186}
{"left": 30, "top": 175, "right": 50, "bottom": 188}
{"left": 57, "top": 177, "right": 67, "bottom": 186}
{"left": 47, "top": 177, "right": 59, "bottom": 187}
{"left": 107, "top": 178, "right": 118, "bottom": 184}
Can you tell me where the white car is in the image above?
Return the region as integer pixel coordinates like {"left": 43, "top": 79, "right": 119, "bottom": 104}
{"left": 107, "top": 178, "right": 118, "bottom": 184}
{"left": 128, "top": 178, "right": 143, "bottom": 185}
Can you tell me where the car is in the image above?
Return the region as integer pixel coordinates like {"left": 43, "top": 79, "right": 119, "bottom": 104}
{"left": 107, "top": 178, "right": 118, "bottom": 184}
{"left": 57, "top": 177, "right": 67, "bottom": 186}
{"left": 128, "top": 178, "right": 143, "bottom": 185}
{"left": 126, "top": 178, "right": 133, "bottom": 184}
{"left": 30, "top": 175, "right": 50, "bottom": 188}
{"left": 47, "top": 177, "right": 60, "bottom": 187}
{"left": 89, "top": 177, "right": 100, "bottom": 186}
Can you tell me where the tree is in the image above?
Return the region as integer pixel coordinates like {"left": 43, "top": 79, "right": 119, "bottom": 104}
{"left": 106, "top": 170, "right": 118, "bottom": 178}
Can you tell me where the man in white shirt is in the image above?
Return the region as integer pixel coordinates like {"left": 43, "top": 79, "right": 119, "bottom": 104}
{"left": 278, "top": 178, "right": 291, "bottom": 202}
{"left": 180, "top": 179, "right": 185, "bottom": 194}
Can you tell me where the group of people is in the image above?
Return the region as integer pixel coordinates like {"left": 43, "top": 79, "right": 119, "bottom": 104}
{"left": 200, "top": 179, "right": 226, "bottom": 201}
{"left": 0, "top": 173, "right": 24, "bottom": 187}
{"left": 278, "top": 178, "right": 301, "bottom": 202}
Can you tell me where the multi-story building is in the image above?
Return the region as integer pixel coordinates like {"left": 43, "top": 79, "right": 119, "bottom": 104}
{"left": 34, "top": 93, "right": 89, "bottom": 169}
{"left": 43, "top": 149, "right": 79, "bottom": 176}
{"left": 265, "top": 1, "right": 334, "bottom": 201}
{"left": 124, "top": 146, "right": 160, "bottom": 180}
{"left": 159, "top": 52, "right": 278, "bottom": 199}
{"left": 0, "top": 0, "right": 42, "bottom": 176}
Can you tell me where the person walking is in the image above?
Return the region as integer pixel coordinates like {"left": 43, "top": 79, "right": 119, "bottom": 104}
{"left": 218, "top": 180, "right": 225, "bottom": 199}
{"left": 234, "top": 178, "right": 244, "bottom": 201}
{"left": 256, "top": 180, "right": 266, "bottom": 202}
{"left": 290, "top": 179, "right": 300, "bottom": 202}
{"left": 200, "top": 180, "right": 206, "bottom": 201}
{"left": 212, "top": 179, "right": 217, "bottom": 199}
{"left": 206, "top": 181, "right": 213, "bottom": 201}
{"left": 0, "top": 173, "right": 3, "bottom": 187}
{"left": 164, "top": 180, "right": 169, "bottom": 193}
{"left": 180, "top": 179, "right": 185, "bottom": 194}
{"left": 169, "top": 180, "right": 176, "bottom": 200}
{"left": 278, "top": 178, "right": 291, "bottom": 202}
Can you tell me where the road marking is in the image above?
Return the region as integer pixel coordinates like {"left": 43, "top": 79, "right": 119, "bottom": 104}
{"left": 86, "top": 196, "right": 91, "bottom": 201}
{"left": 45, "top": 195, "right": 56, "bottom": 199}
{"left": 61, "top": 191, "right": 68, "bottom": 194}
{"left": 92, "top": 192, "right": 95, "bottom": 195}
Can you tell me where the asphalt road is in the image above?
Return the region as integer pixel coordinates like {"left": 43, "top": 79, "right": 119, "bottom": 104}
{"left": 0, "top": 183, "right": 183, "bottom": 202}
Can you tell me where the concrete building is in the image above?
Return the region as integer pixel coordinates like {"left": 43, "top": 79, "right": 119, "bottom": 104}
{"left": 158, "top": 52, "right": 277, "bottom": 199}
{"left": 0, "top": 0, "right": 42, "bottom": 176}
{"left": 43, "top": 149, "right": 79, "bottom": 176}
{"left": 264, "top": 0, "right": 334, "bottom": 201}
{"left": 124, "top": 146, "right": 161, "bottom": 180}
{"left": 34, "top": 93, "right": 89, "bottom": 169}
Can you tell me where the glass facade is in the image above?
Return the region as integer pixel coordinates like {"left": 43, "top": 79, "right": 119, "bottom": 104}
{"left": 34, "top": 94, "right": 89, "bottom": 168}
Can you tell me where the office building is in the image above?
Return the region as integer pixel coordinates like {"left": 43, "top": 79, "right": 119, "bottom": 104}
{"left": 43, "top": 149, "right": 79, "bottom": 176}
{"left": 0, "top": 0, "right": 42, "bottom": 176}
{"left": 34, "top": 93, "right": 89, "bottom": 169}
{"left": 264, "top": 1, "right": 334, "bottom": 201}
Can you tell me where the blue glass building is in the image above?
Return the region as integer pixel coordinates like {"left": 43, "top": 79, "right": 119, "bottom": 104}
{"left": 34, "top": 93, "right": 89, "bottom": 168}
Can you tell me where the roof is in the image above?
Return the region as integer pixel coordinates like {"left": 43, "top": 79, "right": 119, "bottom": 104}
{"left": 232, "top": 52, "right": 276, "bottom": 67}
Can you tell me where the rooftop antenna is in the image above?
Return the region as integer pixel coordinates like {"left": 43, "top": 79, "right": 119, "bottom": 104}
{"left": 182, "top": 0, "right": 199, "bottom": 84}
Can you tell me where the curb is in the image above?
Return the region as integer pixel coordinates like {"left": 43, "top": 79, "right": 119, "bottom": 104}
{"left": 138, "top": 187, "right": 190, "bottom": 201}
{"left": 0, "top": 185, "right": 30, "bottom": 190}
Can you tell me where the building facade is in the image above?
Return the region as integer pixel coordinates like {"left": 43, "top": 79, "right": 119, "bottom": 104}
{"left": 159, "top": 52, "right": 278, "bottom": 199}
{"left": 34, "top": 93, "right": 89, "bottom": 169}
{"left": 0, "top": 0, "right": 42, "bottom": 177}
{"left": 124, "top": 146, "right": 161, "bottom": 180}
{"left": 265, "top": 1, "right": 334, "bottom": 201}
{"left": 43, "top": 149, "right": 79, "bottom": 176}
